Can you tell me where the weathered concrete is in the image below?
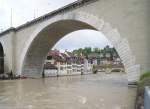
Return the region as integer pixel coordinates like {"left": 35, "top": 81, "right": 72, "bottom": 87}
{"left": 0, "top": 0, "right": 149, "bottom": 82}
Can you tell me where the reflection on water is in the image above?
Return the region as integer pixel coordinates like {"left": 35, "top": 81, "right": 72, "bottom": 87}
{"left": 0, "top": 73, "right": 136, "bottom": 109}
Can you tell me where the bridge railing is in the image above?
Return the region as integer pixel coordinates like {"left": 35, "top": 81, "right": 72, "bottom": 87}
{"left": 144, "top": 86, "right": 150, "bottom": 109}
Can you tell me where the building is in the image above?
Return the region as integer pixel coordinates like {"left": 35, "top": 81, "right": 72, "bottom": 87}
{"left": 44, "top": 50, "right": 92, "bottom": 77}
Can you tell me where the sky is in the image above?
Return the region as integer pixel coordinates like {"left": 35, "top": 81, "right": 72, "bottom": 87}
{"left": 0, "top": 0, "right": 77, "bottom": 29}
{"left": 0, "top": 0, "right": 112, "bottom": 51}
{"left": 52, "top": 29, "right": 112, "bottom": 52}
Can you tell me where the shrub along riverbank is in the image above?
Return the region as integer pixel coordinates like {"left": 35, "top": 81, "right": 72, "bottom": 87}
{"left": 135, "top": 71, "right": 150, "bottom": 109}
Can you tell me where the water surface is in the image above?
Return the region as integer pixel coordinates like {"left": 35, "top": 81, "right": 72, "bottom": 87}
{"left": 0, "top": 72, "right": 136, "bottom": 109}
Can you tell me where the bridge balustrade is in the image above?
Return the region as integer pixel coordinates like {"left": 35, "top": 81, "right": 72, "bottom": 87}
{"left": 144, "top": 86, "right": 150, "bottom": 109}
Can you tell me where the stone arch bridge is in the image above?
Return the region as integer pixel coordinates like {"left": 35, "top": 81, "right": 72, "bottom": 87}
{"left": 0, "top": 0, "right": 149, "bottom": 82}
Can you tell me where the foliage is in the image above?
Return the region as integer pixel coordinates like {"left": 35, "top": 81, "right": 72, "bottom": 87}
{"left": 138, "top": 71, "right": 150, "bottom": 88}
{"left": 92, "top": 65, "right": 97, "bottom": 74}
{"left": 140, "top": 71, "right": 150, "bottom": 80}
{"left": 73, "top": 47, "right": 92, "bottom": 56}
{"left": 105, "top": 64, "right": 112, "bottom": 69}
{"left": 93, "top": 47, "right": 100, "bottom": 53}
{"left": 72, "top": 45, "right": 118, "bottom": 58}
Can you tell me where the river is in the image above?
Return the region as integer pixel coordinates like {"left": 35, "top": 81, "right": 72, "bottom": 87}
{"left": 0, "top": 72, "right": 136, "bottom": 109}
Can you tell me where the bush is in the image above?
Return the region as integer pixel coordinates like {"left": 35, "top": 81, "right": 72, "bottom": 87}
{"left": 140, "top": 71, "right": 150, "bottom": 80}
{"left": 92, "top": 65, "right": 97, "bottom": 74}
{"left": 136, "top": 71, "right": 150, "bottom": 109}
{"left": 105, "top": 64, "right": 112, "bottom": 69}
{"left": 138, "top": 71, "right": 150, "bottom": 88}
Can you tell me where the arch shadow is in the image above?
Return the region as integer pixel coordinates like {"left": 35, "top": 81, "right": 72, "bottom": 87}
{"left": 0, "top": 43, "right": 4, "bottom": 74}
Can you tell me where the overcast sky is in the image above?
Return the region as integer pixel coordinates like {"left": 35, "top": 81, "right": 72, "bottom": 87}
{"left": 0, "top": 0, "right": 76, "bottom": 29}
{"left": 53, "top": 30, "right": 112, "bottom": 51}
{"left": 0, "top": 0, "right": 112, "bottom": 51}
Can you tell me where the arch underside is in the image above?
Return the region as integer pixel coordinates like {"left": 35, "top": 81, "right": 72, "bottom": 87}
{"left": 22, "top": 12, "right": 140, "bottom": 82}
{"left": 22, "top": 20, "right": 95, "bottom": 77}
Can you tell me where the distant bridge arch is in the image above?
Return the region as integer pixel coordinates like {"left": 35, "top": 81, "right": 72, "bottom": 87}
{"left": 0, "top": 42, "right": 4, "bottom": 74}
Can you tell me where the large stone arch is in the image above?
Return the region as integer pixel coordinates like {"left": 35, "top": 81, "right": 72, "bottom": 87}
{"left": 20, "top": 12, "right": 140, "bottom": 82}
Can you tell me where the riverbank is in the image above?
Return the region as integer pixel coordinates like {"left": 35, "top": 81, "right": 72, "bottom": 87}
{"left": 135, "top": 78, "right": 150, "bottom": 109}
{"left": 0, "top": 73, "right": 28, "bottom": 80}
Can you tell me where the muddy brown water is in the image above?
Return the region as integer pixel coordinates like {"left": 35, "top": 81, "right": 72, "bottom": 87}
{"left": 0, "top": 72, "right": 136, "bottom": 109}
